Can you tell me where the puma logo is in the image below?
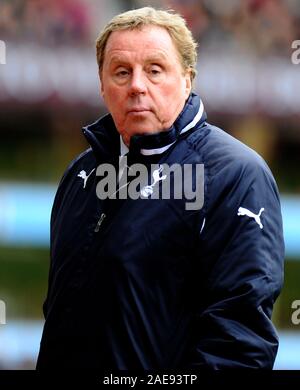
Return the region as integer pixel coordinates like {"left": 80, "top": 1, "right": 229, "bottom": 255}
{"left": 77, "top": 168, "right": 95, "bottom": 189}
{"left": 141, "top": 166, "right": 167, "bottom": 197}
{"left": 237, "top": 207, "right": 265, "bottom": 229}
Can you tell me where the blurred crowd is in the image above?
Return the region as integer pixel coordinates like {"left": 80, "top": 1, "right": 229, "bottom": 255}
{"left": 0, "top": 0, "right": 300, "bottom": 56}
{"left": 163, "top": 0, "right": 299, "bottom": 56}
{"left": 0, "top": 0, "right": 92, "bottom": 46}
{"left": 0, "top": 0, "right": 299, "bottom": 55}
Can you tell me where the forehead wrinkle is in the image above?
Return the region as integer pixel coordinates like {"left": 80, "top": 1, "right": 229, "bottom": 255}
{"left": 106, "top": 50, "right": 170, "bottom": 68}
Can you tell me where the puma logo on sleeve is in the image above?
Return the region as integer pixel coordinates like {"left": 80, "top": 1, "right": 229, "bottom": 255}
{"left": 237, "top": 207, "right": 265, "bottom": 229}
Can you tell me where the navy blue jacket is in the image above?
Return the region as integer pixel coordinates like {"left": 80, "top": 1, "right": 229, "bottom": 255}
{"left": 37, "top": 93, "right": 284, "bottom": 369}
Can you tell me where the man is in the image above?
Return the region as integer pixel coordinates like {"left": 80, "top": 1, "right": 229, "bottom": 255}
{"left": 37, "top": 7, "right": 284, "bottom": 369}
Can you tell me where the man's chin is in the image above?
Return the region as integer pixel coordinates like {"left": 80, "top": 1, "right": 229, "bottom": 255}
{"left": 128, "top": 128, "right": 163, "bottom": 137}
{"left": 126, "top": 124, "right": 164, "bottom": 137}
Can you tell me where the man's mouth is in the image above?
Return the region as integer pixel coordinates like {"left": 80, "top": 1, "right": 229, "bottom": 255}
{"left": 127, "top": 108, "right": 151, "bottom": 114}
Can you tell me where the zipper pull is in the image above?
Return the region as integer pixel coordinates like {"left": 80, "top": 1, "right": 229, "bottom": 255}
{"left": 94, "top": 213, "right": 106, "bottom": 233}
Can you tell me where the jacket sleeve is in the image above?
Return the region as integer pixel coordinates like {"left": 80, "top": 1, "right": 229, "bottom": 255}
{"left": 186, "top": 153, "right": 284, "bottom": 369}
{"left": 42, "top": 148, "right": 92, "bottom": 318}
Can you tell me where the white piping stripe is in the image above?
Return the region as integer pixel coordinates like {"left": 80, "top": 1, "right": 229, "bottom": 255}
{"left": 140, "top": 141, "right": 176, "bottom": 156}
{"left": 180, "top": 99, "right": 204, "bottom": 135}
{"left": 200, "top": 217, "right": 206, "bottom": 234}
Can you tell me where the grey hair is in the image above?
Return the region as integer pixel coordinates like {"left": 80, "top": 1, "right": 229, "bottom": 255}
{"left": 96, "top": 7, "right": 198, "bottom": 82}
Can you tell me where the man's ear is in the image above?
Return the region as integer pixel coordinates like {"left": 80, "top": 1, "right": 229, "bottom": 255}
{"left": 184, "top": 70, "right": 192, "bottom": 99}
{"left": 99, "top": 69, "right": 104, "bottom": 98}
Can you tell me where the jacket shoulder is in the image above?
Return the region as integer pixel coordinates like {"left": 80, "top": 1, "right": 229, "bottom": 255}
{"left": 186, "top": 123, "right": 281, "bottom": 220}
{"left": 51, "top": 148, "right": 95, "bottom": 218}
{"left": 188, "top": 123, "right": 273, "bottom": 178}
{"left": 58, "top": 147, "right": 94, "bottom": 186}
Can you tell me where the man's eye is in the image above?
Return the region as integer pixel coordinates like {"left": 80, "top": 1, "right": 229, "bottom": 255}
{"left": 150, "top": 68, "right": 161, "bottom": 75}
{"left": 115, "top": 70, "right": 129, "bottom": 77}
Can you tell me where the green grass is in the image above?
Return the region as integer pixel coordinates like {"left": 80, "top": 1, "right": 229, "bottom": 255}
{"left": 0, "top": 246, "right": 49, "bottom": 319}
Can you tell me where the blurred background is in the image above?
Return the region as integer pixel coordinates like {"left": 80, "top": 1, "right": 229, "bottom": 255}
{"left": 0, "top": 0, "right": 299, "bottom": 369}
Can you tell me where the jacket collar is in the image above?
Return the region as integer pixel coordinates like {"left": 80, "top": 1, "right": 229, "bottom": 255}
{"left": 129, "top": 93, "right": 205, "bottom": 156}
{"left": 82, "top": 92, "right": 206, "bottom": 161}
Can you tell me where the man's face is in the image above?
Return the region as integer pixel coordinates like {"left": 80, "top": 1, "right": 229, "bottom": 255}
{"left": 100, "top": 25, "right": 192, "bottom": 144}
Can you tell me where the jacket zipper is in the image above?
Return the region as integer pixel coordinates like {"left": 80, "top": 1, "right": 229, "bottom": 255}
{"left": 94, "top": 212, "right": 106, "bottom": 233}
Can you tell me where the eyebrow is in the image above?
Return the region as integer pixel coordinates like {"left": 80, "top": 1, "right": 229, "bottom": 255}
{"left": 108, "top": 52, "right": 169, "bottom": 67}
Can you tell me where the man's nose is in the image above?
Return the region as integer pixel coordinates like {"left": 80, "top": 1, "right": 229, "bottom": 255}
{"left": 128, "top": 70, "right": 147, "bottom": 96}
